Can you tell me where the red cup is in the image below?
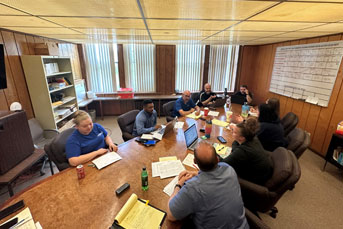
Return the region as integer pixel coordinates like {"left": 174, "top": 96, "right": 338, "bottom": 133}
{"left": 204, "top": 107, "right": 209, "bottom": 116}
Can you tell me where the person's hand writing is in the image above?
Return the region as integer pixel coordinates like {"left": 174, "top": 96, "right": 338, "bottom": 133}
{"left": 155, "top": 124, "right": 162, "bottom": 129}
{"left": 108, "top": 143, "right": 118, "bottom": 152}
{"left": 195, "top": 110, "right": 200, "bottom": 116}
{"left": 97, "top": 148, "right": 108, "bottom": 156}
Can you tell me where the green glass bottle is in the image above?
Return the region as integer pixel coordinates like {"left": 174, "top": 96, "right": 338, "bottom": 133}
{"left": 141, "top": 167, "right": 149, "bottom": 191}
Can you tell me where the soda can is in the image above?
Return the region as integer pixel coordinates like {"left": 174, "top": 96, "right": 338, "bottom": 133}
{"left": 76, "top": 165, "right": 85, "bottom": 179}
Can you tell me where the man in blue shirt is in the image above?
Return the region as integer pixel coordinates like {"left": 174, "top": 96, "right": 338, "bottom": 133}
{"left": 172, "top": 90, "right": 201, "bottom": 117}
{"left": 167, "top": 142, "right": 248, "bottom": 229}
{"left": 132, "top": 99, "right": 161, "bottom": 136}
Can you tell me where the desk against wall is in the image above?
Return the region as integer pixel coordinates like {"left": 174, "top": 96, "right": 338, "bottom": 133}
{"left": 0, "top": 105, "right": 241, "bottom": 228}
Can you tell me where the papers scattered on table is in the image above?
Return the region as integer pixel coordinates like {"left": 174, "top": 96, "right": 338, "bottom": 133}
{"left": 141, "top": 134, "right": 154, "bottom": 140}
{"left": 182, "top": 153, "right": 199, "bottom": 170}
{"left": 212, "top": 119, "right": 229, "bottom": 127}
{"left": 208, "top": 111, "right": 219, "bottom": 116}
{"left": 213, "top": 143, "right": 232, "bottom": 159}
{"left": 163, "top": 176, "right": 179, "bottom": 196}
{"left": 174, "top": 121, "right": 184, "bottom": 129}
{"left": 186, "top": 111, "right": 203, "bottom": 119}
{"left": 0, "top": 207, "right": 36, "bottom": 229}
{"left": 151, "top": 160, "right": 185, "bottom": 179}
{"left": 248, "top": 111, "right": 258, "bottom": 117}
{"left": 92, "top": 152, "right": 122, "bottom": 170}
{"left": 159, "top": 156, "right": 177, "bottom": 162}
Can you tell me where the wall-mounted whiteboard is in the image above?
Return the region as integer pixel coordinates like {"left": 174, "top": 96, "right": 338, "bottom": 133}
{"left": 269, "top": 41, "right": 343, "bottom": 107}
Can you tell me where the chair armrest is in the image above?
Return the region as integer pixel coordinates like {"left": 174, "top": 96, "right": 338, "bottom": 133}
{"left": 239, "top": 178, "right": 270, "bottom": 198}
{"left": 43, "top": 129, "right": 60, "bottom": 139}
{"left": 122, "top": 132, "right": 135, "bottom": 141}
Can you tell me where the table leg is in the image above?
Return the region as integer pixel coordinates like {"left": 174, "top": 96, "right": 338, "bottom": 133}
{"left": 49, "top": 159, "right": 54, "bottom": 175}
{"left": 8, "top": 183, "right": 14, "bottom": 197}
{"left": 100, "top": 100, "right": 104, "bottom": 120}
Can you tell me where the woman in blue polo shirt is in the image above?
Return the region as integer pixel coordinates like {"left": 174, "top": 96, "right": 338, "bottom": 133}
{"left": 66, "top": 110, "right": 117, "bottom": 166}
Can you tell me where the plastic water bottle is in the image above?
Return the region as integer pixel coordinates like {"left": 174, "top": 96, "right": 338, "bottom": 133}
{"left": 226, "top": 96, "right": 231, "bottom": 110}
{"left": 241, "top": 102, "right": 249, "bottom": 119}
{"left": 141, "top": 167, "right": 149, "bottom": 191}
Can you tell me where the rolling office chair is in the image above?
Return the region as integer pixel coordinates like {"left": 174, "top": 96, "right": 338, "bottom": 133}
{"left": 245, "top": 208, "right": 270, "bottom": 229}
{"left": 163, "top": 101, "right": 176, "bottom": 122}
{"left": 117, "top": 110, "right": 140, "bottom": 141}
{"left": 287, "top": 128, "right": 311, "bottom": 159}
{"left": 191, "top": 92, "right": 200, "bottom": 104}
{"left": 281, "top": 112, "right": 299, "bottom": 136}
{"left": 239, "top": 147, "right": 301, "bottom": 218}
{"left": 44, "top": 128, "right": 75, "bottom": 173}
{"left": 28, "top": 118, "right": 59, "bottom": 175}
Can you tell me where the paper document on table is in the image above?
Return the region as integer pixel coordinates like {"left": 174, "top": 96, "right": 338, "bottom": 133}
{"left": 182, "top": 153, "right": 199, "bottom": 170}
{"left": 212, "top": 119, "right": 229, "bottom": 127}
{"left": 35, "top": 222, "right": 42, "bottom": 229}
{"left": 114, "top": 193, "right": 166, "bottom": 229}
{"left": 92, "top": 152, "right": 122, "bottom": 170}
{"left": 208, "top": 111, "right": 219, "bottom": 116}
{"left": 141, "top": 134, "right": 154, "bottom": 140}
{"left": 159, "top": 160, "right": 185, "bottom": 179}
{"left": 159, "top": 156, "right": 177, "bottom": 162}
{"left": 163, "top": 176, "right": 179, "bottom": 196}
{"left": 213, "top": 143, "right": 232, "bottom": 159}
{"left": 186, "top": 111, "right": 203, "bottom": 119}
{"left": 152, "top": 162, "right": 162, "bottom": 177}
{"left": 174, "top": 121, "right": 184, "bottom": 129}
{"left": 0, "top": 207, "right": 36, "bottom": 229}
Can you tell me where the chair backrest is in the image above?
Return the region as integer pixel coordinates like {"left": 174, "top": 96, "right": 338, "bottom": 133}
{"left": 117, "top": 110, "right": 140, "bottom": 140}
{"left": 163, "top": 101, "right": 176, "bottom": 122}
{"left": 287, "top": 128, "right": 311, "bottom": 158}
{"left": 191, "top": 92, "right": 200, "bottom": 104}
{"left": 28, "top": 118, "right": 44, "bottom": 143}
{"left": 281, "top": 112, "right": 299, "bottom": 136}
{"left": 44, "top": 128, "right": 75, "bottom": 171}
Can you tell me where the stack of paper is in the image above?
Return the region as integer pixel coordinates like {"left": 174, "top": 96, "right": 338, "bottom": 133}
{"left": 92, "top": 152, "right": 122, "bottom": 170}
{"left": 175, "top": 121, "right": 184, "bottom": 129}
{"left": 151, "top": 160, "right": 185, "bottom": 179}
{"left": 212, "top": 119, "right": 229, "bottom": 127}
{"left": 0, "top": 207, "right": 36, "bottom": 229}
{"left": 182, "top": 153, "right": 199, "bottom": 170}
{"left": 141, "top": 134, "right": 154, "bottom": 140}
{"left": 163, "top": 176, "right": 179, "bottom": 196}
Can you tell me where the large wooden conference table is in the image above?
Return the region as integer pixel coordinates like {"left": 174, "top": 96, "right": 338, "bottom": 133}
{"left": 0, "top": 105, "right": 243, "bottom": 229}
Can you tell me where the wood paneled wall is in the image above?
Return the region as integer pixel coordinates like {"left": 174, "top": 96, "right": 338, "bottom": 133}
{"left": 156, "top": 45, "right": 175, "bottom": 94}
{"left": 0, "top": 28, "right": 81, "bottom": 119}
{"left": 239, "top": 33, "right": 343, "bottom": 157}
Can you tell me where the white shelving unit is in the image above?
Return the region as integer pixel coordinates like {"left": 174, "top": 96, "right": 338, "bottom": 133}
{"left": 21, "top": 55, "right": 78, "bottom": 130}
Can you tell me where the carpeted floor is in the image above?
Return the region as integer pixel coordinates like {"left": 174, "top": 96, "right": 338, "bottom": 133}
{"left": 1, "top": 116, "right": 342, "bottom": 228}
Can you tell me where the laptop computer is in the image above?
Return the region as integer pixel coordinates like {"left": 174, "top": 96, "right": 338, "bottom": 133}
{"left": 230, "top": 95, "right": 246, "bottom": 105}
{"left": 212, "top": 97, "right": 226, "bottom": 107}
{"left": 184, "top": 124, "right": 202, "bottom": 151}
{"left": 152, "top": 117, "right": 177, "bottom": 140}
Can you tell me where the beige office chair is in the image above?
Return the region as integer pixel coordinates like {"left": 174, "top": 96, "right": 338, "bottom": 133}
{"left": 28, "top": 118, "right": 59, "bottom": 175}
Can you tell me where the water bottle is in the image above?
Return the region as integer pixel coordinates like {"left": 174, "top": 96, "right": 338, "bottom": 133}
{"left": 141, "top": 167, "right": 149, "bottom": 191}
{"left": 241, "top": 102, "right": 249, "bottom": 119}
{"left": 205, "top": 119, "right": 212, "bottom": 138}
{"left": 226, "top": 96, "right": 231, "bottom": 110}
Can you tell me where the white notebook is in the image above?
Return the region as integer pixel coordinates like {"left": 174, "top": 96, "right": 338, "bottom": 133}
{"left": 92, "top": 152, "right": 122, "bottom": 170}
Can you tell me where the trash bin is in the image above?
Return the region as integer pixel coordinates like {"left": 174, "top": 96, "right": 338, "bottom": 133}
{"left": 88, "top": 109, "right": 96, "bottom": 122}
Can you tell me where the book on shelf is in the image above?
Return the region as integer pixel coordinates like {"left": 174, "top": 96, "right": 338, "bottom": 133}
{"left": 112, "top": 193, "right": 166, "bottom": 229}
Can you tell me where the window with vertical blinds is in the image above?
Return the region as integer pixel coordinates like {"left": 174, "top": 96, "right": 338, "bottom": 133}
{"left": 175, "top": 44, "right": 205, "bottom": 92}
{"left": 123, "top": 44, "right": 155, "bottom": 93}
{"left": 83, "top": 43, "right": 118, "bottom": 93}
{"left": 208, "top": 45, "right": 239, "bottom": 92}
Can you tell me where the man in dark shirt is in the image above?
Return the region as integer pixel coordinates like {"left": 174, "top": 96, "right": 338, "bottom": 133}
{"left": 196, "top": 83, "right": 217, "bottom": 107}
{"left": 234, "top": 85, "right": 253, "bottom": 104}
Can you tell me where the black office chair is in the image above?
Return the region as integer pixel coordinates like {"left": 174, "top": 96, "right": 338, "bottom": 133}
{"left": 245, "top": 208, "right": 270, "bottom": 229}
{"left": 287, "top": 128, "right": 311, "bottom": 159}
{"left": 28, "top": 118, "right": 59, "bottom": 175}
{"left": 44, "top": 128, "right": 75, "bottom": 173}
{"left": 163, "top": 101, "right": 176, "bottom": 122}
{"left": 117, "top": 110, "right": 140, "bottom": 141}
{"left": 281, "top": 112, "right": 299, "bottom": 136}
{"left": 191, "top": 92, "right": 200, "bottom": 104}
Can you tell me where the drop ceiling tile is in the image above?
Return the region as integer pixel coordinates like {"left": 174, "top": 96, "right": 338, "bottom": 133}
{"left": 0, "top": 16, "right": 60, "bottom": 27}
{"left": 2, "top": 27, "right": 82, "bottom": 35}
{"left": 0, "top": 0, "right": 141, "bottom": 17}
{"left": 149, "top": 29, "right": 216, "bottom": 37}
{"left": 249, "top": 37, "right": 298, "bottom": 45}
{"left": 0, "top": 4, "right": 27, "bottom": 15}
{"left": 215, "top": 30, "right": 284, "bottom": 38}
{"left": 151, "top": 35, "right": 205, "bottom": 40}
{"left": 272, "top": 31, "right": 334, "bottom": 38}
{"left": 251, "top": 2, "right": 343, "bottom": 23}
{"left": 141, "top": 0, "right": 276, "bottom": 20}
{"left": 147, "top": 19, "right": 237, "bottom": 30}
{"left": 73, "top": 28, "right": 148, "bottom": 35}
{"left": 232, "top": 21, "right": 324, "bottom": 32}
{"left": 42, "top": 34, "right": 91, "bottom": 39}
{"left": 43, "top": 17, "right": 145, "bottom": 29}
{"left": 299, "top": 23, "right": 343, "bottom": 32}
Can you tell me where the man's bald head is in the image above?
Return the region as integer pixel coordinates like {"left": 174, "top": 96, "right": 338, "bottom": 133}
{"left": 194, "top": 142, "right": 218, "bottom": 171}
{"left": 204, "top": 83, "right": 211, "bottom": 94}
{"left": 182, "top": 90, "right": 191, "bottom": 103}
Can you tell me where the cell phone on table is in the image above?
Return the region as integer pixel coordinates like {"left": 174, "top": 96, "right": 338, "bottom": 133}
{"left": 217, "top": 136, "right": 227, "bottom": 144}
{"left": 144, "top": 140, "right": 156, "bottom": 146}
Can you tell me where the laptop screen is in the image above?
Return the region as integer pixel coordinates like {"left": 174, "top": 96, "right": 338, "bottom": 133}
{"left": 184, "top": 124, "right": 198, "bottom": 147}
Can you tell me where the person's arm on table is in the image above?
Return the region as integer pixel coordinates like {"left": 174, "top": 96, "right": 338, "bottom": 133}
{"left": 179, "top": 108, "right": 195, "bottom": 116}
{"left": 68, "top": 148, "right": 107, "bottom": 166}
{"left": 105, "top": 135, "right": 118, "bottom": 152}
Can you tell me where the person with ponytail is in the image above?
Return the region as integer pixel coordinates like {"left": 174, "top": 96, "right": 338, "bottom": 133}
{"left": 221, "top": 118, "right": 273, "bottom": 185}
